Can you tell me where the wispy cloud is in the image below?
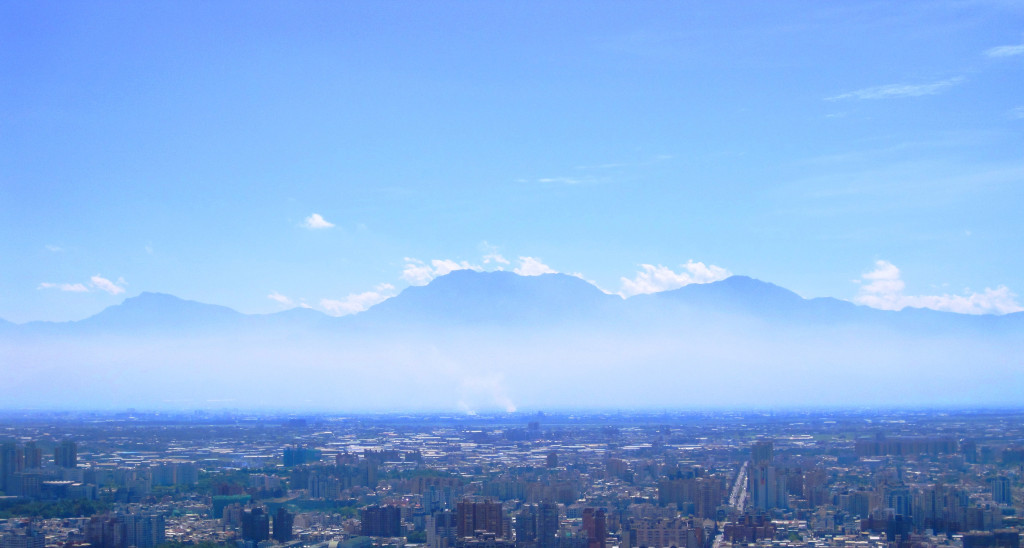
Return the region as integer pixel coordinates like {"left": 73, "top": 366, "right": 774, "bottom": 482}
{"left": 513, "top": 257, "right": 557, "bottom": 276}
{"left": 267, "top": 292, "right": 294, "bottom": 307}
{"left": 537, "top": 176, "right": 589, "bottom": 185}
{"left": 826, "top": 77, "right": 964, "bottom": 101}
{"left": 91, "top": 275, "right": 126, "bottom": 295}
{"left": 985, "top": 44, "right": 1024, "bottom": 57}
{"left": 38, "top": 282, "right": 89, "bottom": 292}
{"left": 483, "top": 253, "right": 509, "bottom": 266}
{"left": 38, "top": 275, "right": 126, "bottom": 295}
{"left": 619, "top": 261, "right": 731, "bottom": 297}
{"left": 854, "top": 260, "right": 1022, "bottom": 315}
{"left": 320, "top": 283, "right": 396, "bottom": 316}
{"left": 1009, "top": 106, "right": 1024, "bottom": 119}
{"left": 302, "top": 213, "right": 335, "bottom": 229}
{"left": 401, "top": 258, "right": 482, "bottom": 285}
{"left": 479, "top": 241, "right": 510, "bottom": 267}
{"left": 45, "top": 244, "right": 63, "bottom": 253}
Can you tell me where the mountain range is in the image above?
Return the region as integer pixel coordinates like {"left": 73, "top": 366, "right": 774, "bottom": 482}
{"left": 2, "top": 271, "right": 1021, "bottom": 411}
{"left": 6, "top": 271, "right": 1020, "bottom": 331}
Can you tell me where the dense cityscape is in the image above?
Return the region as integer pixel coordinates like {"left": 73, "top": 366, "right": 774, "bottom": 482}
{"left": 1, "top": 410, "right": 1021, "bottom": 548}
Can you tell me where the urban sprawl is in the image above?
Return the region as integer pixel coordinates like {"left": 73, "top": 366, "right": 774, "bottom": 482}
{"left": 1, "top": 411, "right": 1022, "bottom": 548}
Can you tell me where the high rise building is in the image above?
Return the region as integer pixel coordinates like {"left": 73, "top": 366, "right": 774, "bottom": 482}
{"left": 457, "top": 499, "right": 507, "bottom": 538}
{"left": 428, "top": 511, "right": 459, "bottom": 548}
{"left": 750, "top": 441, "right": 773, "bottom": 465}
{"left": 361, "top": 505, "right": 403, "bottom": 537}
{"left": 883, "top": 485, "right": 912, "bottom": 518}
{"left": 514, "top": 506, "right": 537, "bottom": 547}
{"left": 54, "top": 440, "right": 78, "bottom": 469}
{"left": 749, "top": 464, "right": 787, "bottom": 510}
{"left": 582, "top": 508, "right": 606, "bottom": 548}
{"left": 0, "top": 442, "right": 18, "bottom": 493}
{"left": 273, "top": 507, "right": 294, "bottom": 542}
{"left": 536, "top": 502, "right": 559, "bottom": 548}
{"left": 241, "top": 507, "right": 270, "bottom": 542}
{"left": 23, "top": 442, "right": 41, "bottom": 470}
{"left": 124, "top": 514, "right": 165, "bottom": 548}
{"left": 85, "top": 516, "right": 127, "bottom": 548}
{"left": 993, "top": 476, "right": 1012, "bottom": 505}
{"left": 512, "top": 503, "right": 557, "bottom": 548}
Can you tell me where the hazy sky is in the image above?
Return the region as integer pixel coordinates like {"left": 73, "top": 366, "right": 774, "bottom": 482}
{"left": 3, "top": 1, "right": 1023, "bottom": 323}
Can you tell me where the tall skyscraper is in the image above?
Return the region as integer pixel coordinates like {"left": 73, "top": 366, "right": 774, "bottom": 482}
{"left": 0, "top": 442, "right": 18, "bottom": 493}
{"left": 361, "top": 505, "right": 402, "bottom": 537}
{"left": 428, "top": 511, "right": 459, "bottom": 548}
{"left": 512, "top": 503, "right": 558, "bottom": 548}
{"left": 749, "top": 463, "right": 787, "bottom": 510}
{"left": 124, "top": 514, "right": 165, "bottom": 548}
{"left": 750, "top": 441, "right": 773, "bottom": 465}
{"left": 241, "top": 507, "right": 270, "bottom": 542}
{"left": 23, "top": 442, "right": 42, "bottom": 469}
{"left": 582, "top": 508, "right": 606, "bottom": 548}
{"left": 273, "top": 507, "right": 294, "bottom": 542}
{"left": 457, "top": 499, "right": 506, "bottom": 538}
{"left": 54, "top": 440, "right": 78, "bottom": 469}
{"left": 536, "top": 502, "right": 559, "bottom": 548}
{"left": 993, "top": 476, "right": 1012, "bottom": 505}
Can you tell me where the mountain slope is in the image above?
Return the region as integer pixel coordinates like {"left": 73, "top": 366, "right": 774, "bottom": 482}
{"left": 356, "top": 270, "right": 622, "bottom": 325}
{"left": 79, "top": 292, "right": 244, "bottom": 332}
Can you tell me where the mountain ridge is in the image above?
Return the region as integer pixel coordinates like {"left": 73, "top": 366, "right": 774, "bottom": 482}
{"left": 1, "top": 272, "right": 1020, "bottom": 328}
{"left": 3, "top": 271, "right": 1021, "bottom": 410}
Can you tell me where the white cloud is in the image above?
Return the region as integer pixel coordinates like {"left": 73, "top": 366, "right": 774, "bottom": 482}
{"left": 483, "top": 253, "right": 509, "bottom": 266}
{"left": 302, "top": 213, "right": 335, "bottom": 229}
{"left": 320, "top": 283, "right": 396, "bottom": 316}
{"left": 267, "top": 292, "right": 294, "bottom": 307}
{"left": 45, "top": 244, "right": 63, "bottom": 252}
{"left": 401, "top": 258, "right": 481, "bottom": 285}
{"left": 478, "top": 241, "right": 511, "bottom": 267}
{"left": 1009, "top": 106, "right": 1024, "bottom": 119}
{"left": 854, "top": 260, "right": 1023, "bottom": 315}
{"left": 826, "top": 77, "right": 964, "bottom": 101}
{"left": 38, "top": 282, "right": 89, "bottom": 292}
{"left": 986, "top": 44, "right": 1024, "bottom": 57}
{"left": 38, "top": 275, "right": 127, "bottom": 295}
{"left": 90, "top": 275, "right": 126, "bottom": 295}
{"left": 538, "top": 177, "right": 585, "bottom": 185}
{"left": 619, "top": 261, "right": 731, "bottom": 297}
{"left": 514, "top": 256, "right": 557, "bottom": 276}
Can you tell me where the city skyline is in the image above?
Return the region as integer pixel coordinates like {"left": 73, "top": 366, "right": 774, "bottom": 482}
{"left": 3, "top": 2, "right": 1024, "bottom": 323}
{"left": 1, "top": 409, "right": 1022, "bottom": 548}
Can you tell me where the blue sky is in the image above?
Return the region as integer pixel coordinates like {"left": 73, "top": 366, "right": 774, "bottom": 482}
{"left": 2, "top": 1, "right": 1023, "bottom": 322}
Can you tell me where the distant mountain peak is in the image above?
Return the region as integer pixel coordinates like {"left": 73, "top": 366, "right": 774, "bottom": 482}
{"left": 79, "top": 291, "right": 243, "bottom": 331}
{"left": 361, "top": 268, "right": 617, "bottom": 324}
{"left": 631, "top": 274, "right": 809, "bottom": 319}
{"left": 718, "top": 275, "right": 803, "bottom": 298}
{"left": 124, "top": 291, "right": 188, "bottom": 303}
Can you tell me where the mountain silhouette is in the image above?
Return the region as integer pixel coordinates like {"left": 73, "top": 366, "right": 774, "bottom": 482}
{"left": 2, "top": 272, "right": 1020, "bottom": 332}
{"left": 2, "top": 270, "right": 1021, "bottom": 411}
{"left": 357, "top": 270, "right": 620, "bottom": 325}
